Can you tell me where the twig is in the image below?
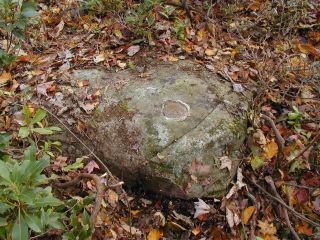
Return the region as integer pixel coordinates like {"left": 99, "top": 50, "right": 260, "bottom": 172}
{"left": 265, "top": 176, "right": 301, "bottom": 240}
{"left": 261, "top": 114, "right": 285, "bottom": 161}
{"left": 41, "top": 106, "right": 113, "bottom": 178}
{"left": 291, "top": 131, "right": 320, "bottom": 162}
{"left": 42, "top": 106, "right": 133, "bottom": 239}
{"left": 53, "top": 173, "right": 105, "bottom": 226}
{"left": 246, "top": 177, "right": 320, "bottom": 228}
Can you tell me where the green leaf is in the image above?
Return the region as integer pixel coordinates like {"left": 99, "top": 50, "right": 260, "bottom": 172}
{"left": 18, "top": 127, "right": 30, "bottom": 138}
{"left": 0, "top": 161, "right": 10, "bottom": 181}
{"left": 0, "top": 133, "right": 12, "bottom": 149}
{"left": 250, "top": 155, "right": 265, "bottom": 171}
{"left": 24, "top": 145, "right": 36, "bottom": 161}
{"left": 83, "top": 209, "right": 90, "bottom": 226}
{"left": 24, "top": 213, "right": 43, "bottom": 233}
{"left": 0, "top": 203, "right": 12, "bottom": 214}
{"left": 62, "top": 158, "right": 84, "bottom": 172}
{"left": 23, "top": 105, "right": 30, "bottom": 125}
{"left": 12, "top": 214, "right": 28, "bottom": 240}
{"left": 34, "top": 196, "right": 62, "bottom": 207}
{"left": 48, "top": 126, "right": 62, "bottom": 132}
{"left": 21, "top": 2, "right": 38, "bottom": 18}
{"left": 0, "top": 217, "right": 7, "bottom": 227}
{"left": 46, "top": 212, "right": 64, "bottom": 230}
{"left": 32, "top": 128, "right": 53, "bottom": 135}
{"left": 31, "top": 109, "right": 47, "bottom": 125}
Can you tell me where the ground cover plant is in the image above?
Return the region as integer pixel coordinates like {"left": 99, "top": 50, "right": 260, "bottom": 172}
{"left": 0, "top": 0, "right": 319, "bottom": 239}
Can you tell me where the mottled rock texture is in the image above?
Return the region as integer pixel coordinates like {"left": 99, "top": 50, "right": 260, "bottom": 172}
{"left": 65, "top": 60, "right": 249, "bottom": 198}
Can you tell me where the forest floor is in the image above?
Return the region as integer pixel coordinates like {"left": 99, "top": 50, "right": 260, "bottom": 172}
{"left": 1, "top": 0, "right": 320, "bottom": 239}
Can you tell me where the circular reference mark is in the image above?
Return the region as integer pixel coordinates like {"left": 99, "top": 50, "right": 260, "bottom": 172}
{"left": 162, "top": 100, "right": 190, "bottom": 121}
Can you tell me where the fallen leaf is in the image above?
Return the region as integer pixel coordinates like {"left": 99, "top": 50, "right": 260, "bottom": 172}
{"left": 226, "top": 207, "right": 240, "bottom": 228}
{"left": 84, "top": 160, "right": 100, "bottom": 173}
{"left": 153, "top": 211, "right": 166, "bottom": 227}
{"left": 242, "top": 206, "right": 256, "bottom": 225}
{"left": 226, "top": 168, "right": 247, "bottom": 199}
{"left": 127, "top": 45, "right": 140, "bottom": 56}
{"left": 264, "top": 141, "right": 278, "bottom": 159}
{"left": 106, "top": 189, "right": 119, "bottom": 208}
{"left": 191, "top": 226, "right": 201, "bottom": 236}
{"left": 219, "top": 156, "right": 232, "bottom": 171}
{"left": 168, "top": 55, "right": 178, "bottom": 62}
{"left": 52, "top": 20, "right": 65, "bottom": 38}
{"left": 258, "top": 220, "right": 277, "bottom": 236}
{"left": 205, "top": 48, "right": 217, "bottom": 56}
{"left": 36, "top": 81, "right": 54, "bottom": 96}
{"left": 253, "top": 129, "right": 267, "bottom": 145}
{"left": 117, "top": 60, "right": 126, "bottom": 69}
{"left": 251, "top": 155, "right": 265, "bottom": 171}
{"left": 94, "top": 53, "right": 105, "bottom": 63}
{"left": 121, "top": 223, "right": 142, "bottom": 236}
{"left": 0, "top": 72, "right": 12, "bottom": 85}
{"left": 296, "top": 222, "right": 313, "bottom": 236}
{"left": 194, "top": 198, "right": 211, "bottom": 218}
{"left": 147, "top": 229, "right": 163, "bottom": 240}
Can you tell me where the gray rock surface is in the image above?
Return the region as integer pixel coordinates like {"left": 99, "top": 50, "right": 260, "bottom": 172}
{"left": 66, "top": 60, "right": 249, "bottom": 198}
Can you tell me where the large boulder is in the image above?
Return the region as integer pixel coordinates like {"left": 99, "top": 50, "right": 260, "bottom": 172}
{"left": 64, "top": 60, "right": 249, "bottom": 198}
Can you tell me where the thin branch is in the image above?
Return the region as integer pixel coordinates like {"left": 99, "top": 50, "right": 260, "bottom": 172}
{"left": 53, "top": 173, "right": 105, "bottom": 226}
{"left": 41, "top": 106, "right": 114, "bottom": 178}
{"left": 291, "top": 131, "right": 320, "bottom": 162}
{"left": 261, "top": 114, "right": 285, "bottom": 161}
{"left": 265, "top": 176, "right": 301, "bottom": 240}
{"left": 246, "top": 177, "right": 320, "bottom": 228}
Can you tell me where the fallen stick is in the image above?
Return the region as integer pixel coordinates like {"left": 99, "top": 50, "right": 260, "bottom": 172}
{"left": 291, "top": 131, "right": 320, "bottom": 162}
{"left": 42, "top": 106, "right": 133, "bottom": 239}
{"left": 53, "top": 173, "right": 105, "bottom": 226}
{"left": 246, "top": 177, "right": 320, "bottom": 228}
{"left": 265, "top": 176, "right": 301, "bottom": 240}
{"left": 261, "top": 114, "right": 285, "bottom": 162}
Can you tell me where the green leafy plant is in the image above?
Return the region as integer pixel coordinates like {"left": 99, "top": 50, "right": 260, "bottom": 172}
{"left": 0, "top": 142, "right": 64, "bottom": 240}
{"left": 79, "top": 0, "right": 124, "bottom": 15}
{"left": 0, "top": 0, "right": 38, "bottom": 67}
{"left": 18, "top": 106, "right": 61, "bottom": 139}
{"left": 62, "top": 195, "right": 95, "bottom": 240}
{"left": 287, "top": 106, "right": 302, "bottom": 129}
{"left": 125, "top": 0, "right": 163, "bottom": 42}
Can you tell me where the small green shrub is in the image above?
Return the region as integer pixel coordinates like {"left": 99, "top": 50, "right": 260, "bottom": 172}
{"left": 62, "top": 195, "right": 95, "bottom": 240}
{"left": 18, "top": 105, "right": 62, "bottom": 139}
{"left": 0, "top": 135, "right": 64, "bottom": 240}
{"left": 79, "top": 0, "right": 124, "bottom": 15}
{"left": 0, "top": 0, "right": 38, "bottom": 67}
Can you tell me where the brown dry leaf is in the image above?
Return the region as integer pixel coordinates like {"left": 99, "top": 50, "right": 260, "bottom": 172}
{"left": 147, "top": 229, "right": 163, "bottom": 240}
{"left": 94, "top": 53, "right": 105, "bottom": 63}
{"left": 197, "top": 28, "right": 207, "bottom": 42}
{"left": 258, "top": 220, "right": 277, "bottom": 237}
{"left": 248, "top": 0, "right": 262, "bottom": 11}
{"left": 106, "top": 189, "right": 119, "bottom": 208}
{"left": 168, "top": 55, "right": 179, "bottom": 62}
{"left": 264, "top": 140, "right": 278, "bottom": 159}
{"left": 52, "top": 20, "right": 65, "bottom": 38}
{"left": 205, "top": 48, "right": 217, "bottom": 56}
{"left": 282, "top": 185, "right": 296, "bottom": 207}
{"left": 253, "top": 129, "right": 267, "bottom": 145}
{"left": 242, "top": 206, "right": 256, "bottom": 225}
{"left": 297, "top": 43, "right": 320, "bottom": 60}
{"left": 219, "top": 156, "right": 232, "bottom": 172}
{"left": 130, "top": 209, "right": 142, "bottom": 216}
{"left": 191, "top": 226, "right": 201, "bottom": 236}
{"left": 0, "top": 72, "right": 12, "bottom": 84}
{"left": 296, "top": 222, "right": 313, "bottom": 236}
{"left": 309, "top": 31, "right": 320, "bottom": 42}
